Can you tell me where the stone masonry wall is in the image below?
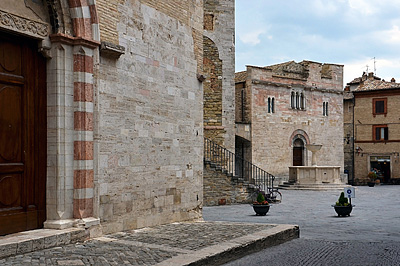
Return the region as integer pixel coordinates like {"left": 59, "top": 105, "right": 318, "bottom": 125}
{"left": 95, "top": 1, "right": 204, "bottom": 234}
{"left": 203, "top": 164, "right": 249, "bottom": 206}
{"left": 343, "top": 98, "right": 354, "bottom": 183}
{"left": 203, "top": 0, "right": 235, "bottom": 150}
{"left": 248, "top": 65, "right": 344, "bottom": 180}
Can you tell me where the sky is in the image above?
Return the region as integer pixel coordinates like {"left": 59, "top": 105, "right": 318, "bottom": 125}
{"left": 235, "top": 0, "right": 400, "bottom": 85}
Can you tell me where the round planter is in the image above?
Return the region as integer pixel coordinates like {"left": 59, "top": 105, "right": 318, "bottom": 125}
{"left": 332, "top": 205, "right": 353, "bottom": 217}
{"left": 367, "top": 182, "right": 375, "bottom": 187}
{"left": 252, "top": 204, "right": 270, "bottom": 216}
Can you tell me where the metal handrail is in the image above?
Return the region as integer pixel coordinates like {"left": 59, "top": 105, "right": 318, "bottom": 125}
{"left": 204, "top": 137, "right": 275, "bottom": 191}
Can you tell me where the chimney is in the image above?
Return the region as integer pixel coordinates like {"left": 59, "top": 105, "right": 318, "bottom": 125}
{"left": 362, "top": 72, "right": 367, "bottom": 81}
{"left": 391, "top": 78, "right": 396, "bottom": 83}
{"left": 368, "top": 72, "right": 374, "bottom": 80}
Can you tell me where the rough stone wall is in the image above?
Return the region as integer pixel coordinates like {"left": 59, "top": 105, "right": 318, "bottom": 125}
{"left": 247, "top": 64, "right": 344, "bottom": 180}
{"left": 343, "top": 98, "right": 354, "bottom": 183}
{"left": 203, "top": 36, "right": 224, "bottom": 144}
{"left": 95, "top": 1, "right": 204, "bottom": 234}
{"left": 353, "top": 93, "right": 400, "bottom": 184}
{"left": 203, "top": 0, "right": 235, "bottom": 150}
{"left": 203, "top": 164, "right": 249, "bottom": 206}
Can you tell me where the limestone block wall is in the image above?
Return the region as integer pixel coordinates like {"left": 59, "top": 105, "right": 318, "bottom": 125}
{"left": 203, "top": 164, "right": 249, "bottom": 206}
{"left": 203, "top": 0, "right": 235, "bottom": 150}
{"left": 95, "top": 1, "right": 204, "bottom": 234}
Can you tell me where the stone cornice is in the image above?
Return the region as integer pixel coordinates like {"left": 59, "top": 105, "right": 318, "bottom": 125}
{"left": 251, "top": 79, "right": 343, "bottom": 95}
{"left": 50, "top": 33, "right": 100, "bottom": 49}
{"left": 0, "top": 9, "right": 50, "bottom": 39}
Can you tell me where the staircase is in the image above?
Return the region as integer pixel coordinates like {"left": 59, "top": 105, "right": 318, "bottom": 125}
{"left": 204, "top": 137, "right": 276, "bottom": 195}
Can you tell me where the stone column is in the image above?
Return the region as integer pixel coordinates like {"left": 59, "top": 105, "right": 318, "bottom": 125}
{"left": 44, "top": 41, "right": 76, "bottom": 229}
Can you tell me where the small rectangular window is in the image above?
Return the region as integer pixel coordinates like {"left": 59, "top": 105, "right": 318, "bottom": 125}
{"left": 373, "top": 125, "right": 388, "bottom": 141}
{"left": 373, "top": 98, "right": 387, "bottom": 116}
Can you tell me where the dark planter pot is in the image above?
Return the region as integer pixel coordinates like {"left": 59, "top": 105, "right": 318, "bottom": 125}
{"left": 332, "top": 205, "right": 353, "bottom": 217}
{"left": 252, "top": 204, "right": 270, "bottom": 216}
{"left": 367, "top": 182, "right": 375, "bottom": 187}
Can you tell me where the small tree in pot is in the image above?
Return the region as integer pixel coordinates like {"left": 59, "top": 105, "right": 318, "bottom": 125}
{"left": 367, "top": 172, "right": 377, "bottom": 187}
{"left": 252, "top": 192, "right": 270, "bottom": 216}
{"left": 332, "top": 192, "right": 353, "bottom": 217}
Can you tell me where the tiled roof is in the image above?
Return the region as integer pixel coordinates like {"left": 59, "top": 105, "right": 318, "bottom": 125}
{"left": 343, "top": 91, "right": 354, "bottom": 100}
{"left": 235, "top": 71, "right": 247, "bottom": 83}
{"left": 347, "top": 77, "right": 362, "bottom": 85}
{"left": 354, "top": 79, "right": 400, "bottom": 92}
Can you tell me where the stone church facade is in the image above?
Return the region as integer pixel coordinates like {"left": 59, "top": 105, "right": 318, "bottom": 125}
{"left": 0, "top": 0, "right": 230, "bottom": 237}
{"left": 235, "top": 61, "right": 345, "bottom": 182}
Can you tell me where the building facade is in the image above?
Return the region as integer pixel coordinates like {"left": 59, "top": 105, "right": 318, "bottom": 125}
{"left": 0, "top": 0, "right": 225, "bottom": 236}
{"left": 345, "top": 73, "right": 400, "bottom": 185}
{"left": 235, "top": 61, "right": 345, "bottom": 182}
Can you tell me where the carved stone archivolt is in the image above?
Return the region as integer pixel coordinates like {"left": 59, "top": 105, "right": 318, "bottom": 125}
{"left": 0, "top": 10, "right": 49, "bottom": 38}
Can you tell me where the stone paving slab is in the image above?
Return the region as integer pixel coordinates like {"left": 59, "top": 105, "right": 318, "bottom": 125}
{"left": 0, "top": 221, "right": 299, "bottom": 266}
{"left": 0, "top": 228, "right": 87, "bottom": 259}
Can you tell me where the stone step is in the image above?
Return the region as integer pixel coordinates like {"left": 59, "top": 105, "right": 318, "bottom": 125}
{"left": 0, "top": 228, "right": 87, "bottom": 259}
{"left": 278, "top": 183, "right": 348, "bottom": 191}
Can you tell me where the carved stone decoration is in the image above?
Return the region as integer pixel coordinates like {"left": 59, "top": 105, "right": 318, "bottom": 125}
{"left": 100, "top": 41, "right": 125, "bottom": 59}
{"left": 0, "top": 10, "right": 50, "bottom": 39}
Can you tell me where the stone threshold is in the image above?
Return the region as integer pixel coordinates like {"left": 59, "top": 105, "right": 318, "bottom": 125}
{"left": 0, "top": 228, "right": 88, "bottom": 259}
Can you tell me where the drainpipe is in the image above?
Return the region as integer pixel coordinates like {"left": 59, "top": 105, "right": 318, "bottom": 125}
{"left": 351, "top": 95, "right": 355, "bottom": 185}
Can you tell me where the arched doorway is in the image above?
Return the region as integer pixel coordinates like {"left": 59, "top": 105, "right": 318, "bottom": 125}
{"left": 293, "top": 138, "right": 304, "bottom": 166}
{"left": 0, "top": 32, "right": 47, "bottom": 235}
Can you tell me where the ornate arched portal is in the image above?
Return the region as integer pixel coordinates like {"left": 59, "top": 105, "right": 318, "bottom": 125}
{"left": 0, "top": 0, "right": 100, "bottom": 235}
{"left": 290, "top": 129, "right": 310, "bottom": 167}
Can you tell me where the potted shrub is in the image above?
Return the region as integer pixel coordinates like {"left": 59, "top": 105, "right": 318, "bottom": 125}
{"left": 367, "top": 171, "right": 377, "bottom": 187}
{"left": 252, "top": 192, "right": 270, "bottom": 216}
{"left": 332, "top": 192, "right": 353, "bottom": 217}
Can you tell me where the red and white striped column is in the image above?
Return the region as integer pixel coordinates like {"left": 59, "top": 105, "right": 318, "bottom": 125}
{"left": 68, "top": 0, "right": 100, "bottom": 221}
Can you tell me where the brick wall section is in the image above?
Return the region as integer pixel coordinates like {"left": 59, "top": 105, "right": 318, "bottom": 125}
{"left": 203, "top": 164, "right": 249, "bottom": 206}
{"left": 96, "top": 0, "right": 123, "bottom": 43}
{"left": 353, "top": 91, "right": 400, "bottom": 184}
{"left": 96, "top": 1, "right": 204, "bottom": 234}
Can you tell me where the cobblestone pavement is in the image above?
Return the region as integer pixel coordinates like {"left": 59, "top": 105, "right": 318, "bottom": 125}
{"left": 203, "top": 185, "right": 400, "bottom": 265}
{"left": 224, "top": 239, "right": 400, "bottom": 266}
{"left": 0, "top": 222, "right": 286, "bottom": 265}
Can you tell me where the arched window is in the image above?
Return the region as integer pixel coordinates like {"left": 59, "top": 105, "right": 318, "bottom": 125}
{"left": 268, "top": 97, "right": 275, "bottom": 114}
{"left": 300, "top": 93, "right": 304, "bottom": 110}
{"left": 271, "top": 97, "right": 275, "bottom": 113}
{"left": 323, "top": 102, "right": 328, "bottom": 116}
{"left": 291, "top": 92, "right": 295, "bottom": 109}
{"left": 296, "top": 92, "right": 299, "bottom": 109}
{"left": 268, "top": 97, "right": 271, "bottom": 113}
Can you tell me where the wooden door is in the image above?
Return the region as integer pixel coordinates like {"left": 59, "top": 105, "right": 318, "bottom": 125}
{"left": 293, "top": 147, "right": 303, "bottom": 166}
{"left": 0, "top": 33, "right": 46, "bottom": 235}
